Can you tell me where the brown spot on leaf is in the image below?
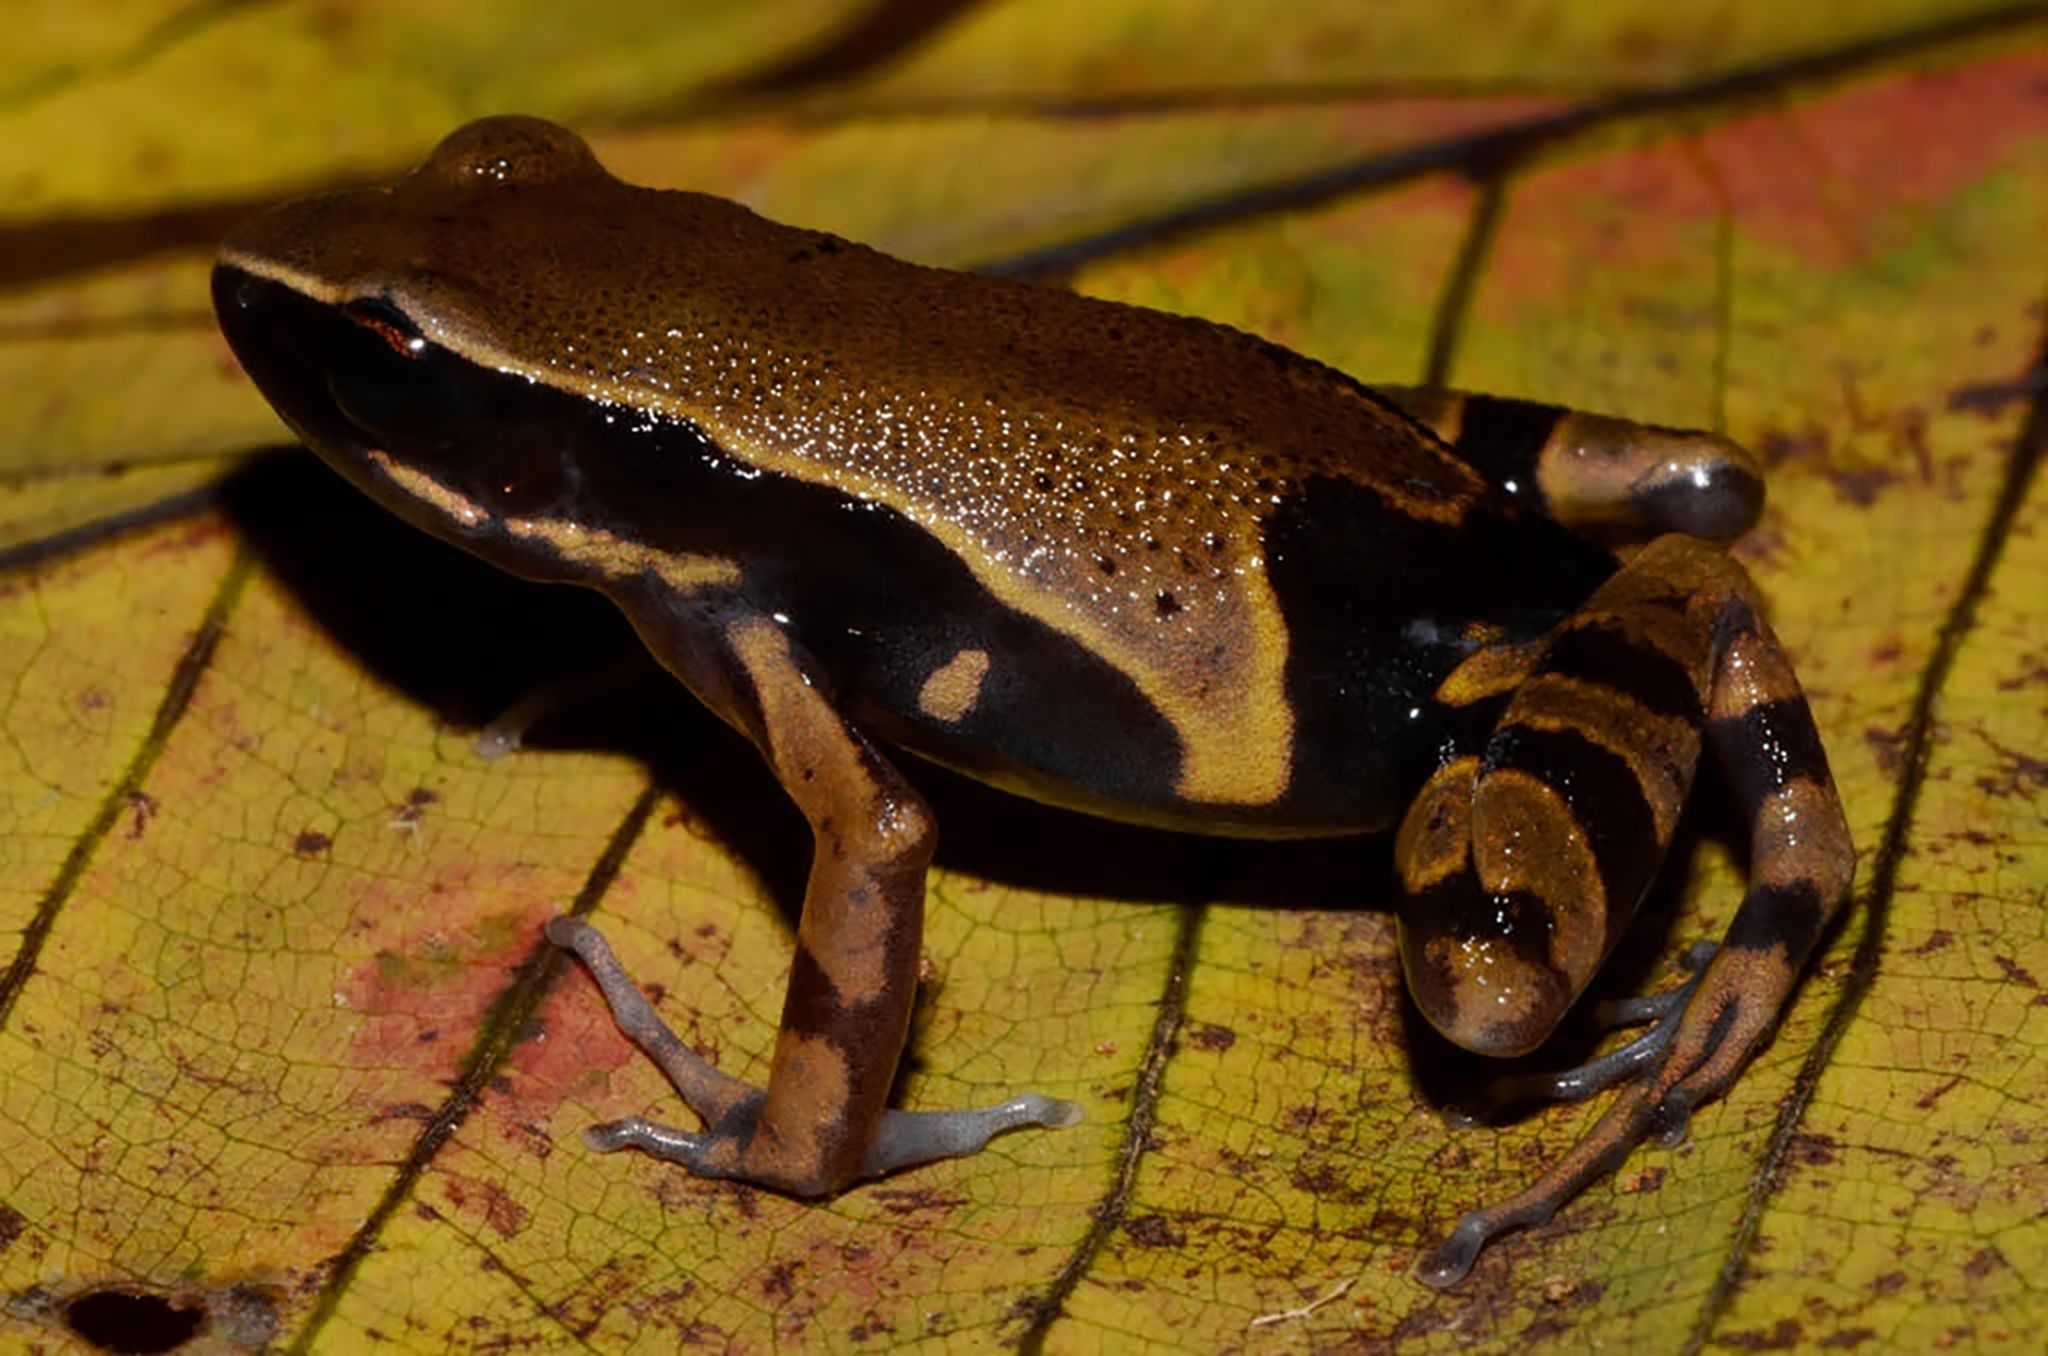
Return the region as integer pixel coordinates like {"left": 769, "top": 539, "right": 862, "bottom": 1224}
{"left": 293, "top": 830, "right": 332, "bottom": 856}
{"left": 1816, "top": 1327, "right": 1880, "bottom": 1348}
{"left": 125, "top": 790, "right": 157, "bottom": 839}
{"left": 870, "top": 1186, "right": 967, "bottom": 1215}
{"left": 1788, "top": 1132, "right": 1840, "bottom": 1167}
{"left": 1618, "top": 1164, "right": 1666, "bottom": 1195}
{"left": 1992, "top": 955, "right": 2038, "bottom": 989}
{"left": 1718, "top": 1318, "right": 1805, "bottom": 1351}
{"left": 1907, "top": 929, "right": 1954, "bottom": 957}
{"left": 1971, "top": 732, "right": 2048, "bottom": 798}
{"left": 1863, "top": 723, "right": 1909, "bottom": 775}
{"left": 1829, "top": 465, "right": 1901, "bottom": 506}
{"left": 1947, "top": 366, "right": 2046, "bottom": 415}
{"left": 444, "top": 1172, "right": 530, "bottom": 1238}
{"left": 1962, "top": 1246, "right": 2007, "bottom": 1280}
{"left": 1123, "top": 1214, "right": 1185, "bottom": 1248}
{"left": 1756, "top": 424, "right": 1830, "bottom": 469}
{"left": 1915, "top": 1076, "right": 1963, "bottom": 1110}
{"left": 1994, "top": 651, "right": 2048, "bottom": 692}
{"left": 760, "top": 1260, "right": 801, "bottom": 1300}
{"left": 0, "top": 1204, "right": 24, "bottom": 1254}
{"left": 1186, "top": 1022, "right": 1236, "bottom": 1052}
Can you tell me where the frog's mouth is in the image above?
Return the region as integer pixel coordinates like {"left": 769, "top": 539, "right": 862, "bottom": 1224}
{"left": 212, "top": 263, "right": 582, "bottom": 572}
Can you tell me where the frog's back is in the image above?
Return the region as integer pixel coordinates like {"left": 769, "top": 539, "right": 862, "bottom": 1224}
{"left": 318, "top": 167, "right": 1609, "bottom": 824}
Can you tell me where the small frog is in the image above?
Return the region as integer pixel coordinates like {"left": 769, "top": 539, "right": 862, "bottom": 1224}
{"left": 213, "top": 117, "right": 1854, "bottom": 1286}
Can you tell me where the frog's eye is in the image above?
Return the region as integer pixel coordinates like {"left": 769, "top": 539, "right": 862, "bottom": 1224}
{"left": 326, "top": 304, "right": 458, "bottom": 445}
{"left": 343, "top": 298, "right": 427, "bottom": 360}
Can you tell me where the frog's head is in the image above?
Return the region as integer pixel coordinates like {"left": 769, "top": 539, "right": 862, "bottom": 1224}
{"left": 213, "top": 116, "right": 742, "bottom": 584}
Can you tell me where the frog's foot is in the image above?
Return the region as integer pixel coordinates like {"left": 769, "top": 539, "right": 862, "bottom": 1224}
{"left": 549, "top": 917, "right": 1078, "bottom": 1190}
{"left": 1415, "top": 938, "right": 1825, "bottom": 1289}
{"left": 1443, "top": 942, "right": 1718, "bottom": 1125}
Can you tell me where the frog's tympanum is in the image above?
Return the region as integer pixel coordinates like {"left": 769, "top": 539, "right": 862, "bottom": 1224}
{"left": 214, "top": 117, "right": 1855, "bottom": 1286}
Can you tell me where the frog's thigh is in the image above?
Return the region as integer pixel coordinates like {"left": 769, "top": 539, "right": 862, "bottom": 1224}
{"left": 1397, "top": 534, "right": 1723, "bottom": 1055}
{"left": 1402, "top": 534, "right": 1856, "bottom": 1286}
{"left": 1377, "top": 387, "right": 1764, "bottom": 543}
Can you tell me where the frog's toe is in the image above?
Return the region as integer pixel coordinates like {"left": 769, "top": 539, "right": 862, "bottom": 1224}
{"left": 859, "top": 1094, "right": 1081, "bottom": 1178}
{"left": 548, "top": 916, "right": 757, "bottom": 1127}
{"left": 1449, "top": 945, "right": 1716, "bottom": 1120}
{"left": 584, "top": 1115, "right": 710, "bottom": 1161}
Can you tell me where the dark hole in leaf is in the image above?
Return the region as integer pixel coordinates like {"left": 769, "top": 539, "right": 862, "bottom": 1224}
{"left": 65, "top": 1290, "right": 205, "bottom": 1354}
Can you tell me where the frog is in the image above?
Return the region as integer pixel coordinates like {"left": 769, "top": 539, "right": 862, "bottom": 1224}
{"left": 211, "top": 116, "right": 1855, "bottom": 1287}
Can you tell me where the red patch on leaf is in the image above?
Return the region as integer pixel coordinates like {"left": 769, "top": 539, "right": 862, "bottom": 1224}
{"left": 1488, "top": 48, "right": 2048, "bottom": 306}
{"left": 338, "top": 883, "right": 555, "bottom": 1083}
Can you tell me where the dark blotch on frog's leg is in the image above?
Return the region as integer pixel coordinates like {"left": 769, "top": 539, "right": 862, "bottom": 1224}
{"left": 1482, "top": 723, "right": 1664, "bottom": 939}
{"left": 1441, "top": 393, "right": 1565, "bottom": 510}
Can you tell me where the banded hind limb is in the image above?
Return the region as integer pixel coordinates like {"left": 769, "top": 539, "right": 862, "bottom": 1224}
{"left": 1397, "top": 533, "right": 1854, "bottom": 1287}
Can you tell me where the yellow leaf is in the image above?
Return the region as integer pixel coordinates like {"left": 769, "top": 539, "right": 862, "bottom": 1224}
{"left": 2, "top": 4, "right": 2043, "bottom": 1351}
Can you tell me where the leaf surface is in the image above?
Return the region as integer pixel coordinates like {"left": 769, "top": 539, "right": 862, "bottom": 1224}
{"left": 1, "top": 3, "right": 2043, "bottom": 1351}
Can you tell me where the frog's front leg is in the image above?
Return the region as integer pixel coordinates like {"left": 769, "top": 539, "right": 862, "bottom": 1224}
{"left": 1398, "top": 533, "right": 1854, "bottom": 1286}
{"left": 553, "top": 607, "right": 1074, "bottom": 1195}
{"left": 1378, "top": 387, "right": 1764, "bottom": 544}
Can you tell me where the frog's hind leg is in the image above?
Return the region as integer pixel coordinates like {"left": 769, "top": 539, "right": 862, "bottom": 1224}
{"left": 552, "top": 613, "right": 1075, "bottom": 1196}
{"left": 1396, "top": 533, "right": 1853, "bottom": 1286}
{"left": 1377, "top": 387, "right": 1764, "bottom": 544}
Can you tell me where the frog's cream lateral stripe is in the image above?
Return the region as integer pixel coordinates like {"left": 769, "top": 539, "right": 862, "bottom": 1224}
{"left": 363, "top": 450, "right": 743, "bottom": 595}
{"left": 240, "top": 252, "right": 1298, "bottom": 807}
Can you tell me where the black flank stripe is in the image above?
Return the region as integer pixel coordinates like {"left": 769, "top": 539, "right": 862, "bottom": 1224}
{"left": 1723, "top": 880, "right": 1827, "bottom": 953}
{"left": 1711, "top": 696, "right": 1832, "bottom": 806}
{"left": 1454, "top": 395, "right": 1565, "bottom": 505}
{"left": 1486, "top": 723, "right": 1662, "bottom": 933}
{"left": 1540, "top": 621, "right": 1705, "bottom": 725}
